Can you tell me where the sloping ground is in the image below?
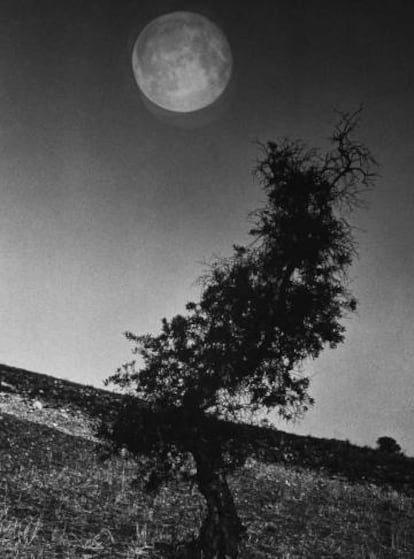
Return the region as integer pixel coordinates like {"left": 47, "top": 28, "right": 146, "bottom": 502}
{"left": 0, "top": 364, "right": 125, "bottom": 419}
{"left": 1, "top": 363, "right": 414, "bottom": 558}
{"left": 234, "top": 422, "right": 414, "bottom": 495}
{"left": 2, "top": 362, "right": 414, "bottom": 494}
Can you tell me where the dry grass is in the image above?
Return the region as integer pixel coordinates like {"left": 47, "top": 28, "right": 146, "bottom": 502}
{"left": 1, "top": 414, "right": 413, "bottom": 558}
{"left": 0, "top": 364, "right": 413, "bottom": 557}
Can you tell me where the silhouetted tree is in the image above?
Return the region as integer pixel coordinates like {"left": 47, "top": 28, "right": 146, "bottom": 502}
{"left": 376, "top": 436, "right": 402, "bottom": 455}
{"left": 98, "top": 110, "right": 376, "bottom": 558}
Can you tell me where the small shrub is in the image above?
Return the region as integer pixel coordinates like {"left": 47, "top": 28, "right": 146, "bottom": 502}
{"left": 376, "top": 437, "right": 403, "bottom": 456}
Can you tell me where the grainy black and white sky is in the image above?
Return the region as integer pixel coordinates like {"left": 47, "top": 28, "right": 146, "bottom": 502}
{"left": 1, "top": 0, "right": 414, "bottom": 454}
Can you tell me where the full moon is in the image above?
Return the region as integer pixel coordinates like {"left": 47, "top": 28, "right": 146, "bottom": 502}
{"left": 132, "top": 12, "right": 233, "bottom": 113}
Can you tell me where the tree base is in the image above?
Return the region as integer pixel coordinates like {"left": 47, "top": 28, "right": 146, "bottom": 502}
{"left": 170, "top": 529, "right": 246, "bottom": 559}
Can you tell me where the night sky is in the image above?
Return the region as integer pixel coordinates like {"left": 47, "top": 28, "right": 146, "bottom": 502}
{"left": 1, "top": 1, "right": 414, "bottom": 454}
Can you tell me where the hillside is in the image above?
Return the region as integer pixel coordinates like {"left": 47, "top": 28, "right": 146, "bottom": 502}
{"left": 1, "top": 363, "right": 414, "bottom": 558}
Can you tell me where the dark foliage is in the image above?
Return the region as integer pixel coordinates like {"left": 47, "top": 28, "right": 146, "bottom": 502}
{"left": 376, "top": 436, "right": 403, "bottom": 456}
{"left": 99, "top": 109, "right": 377, "bottom": 557}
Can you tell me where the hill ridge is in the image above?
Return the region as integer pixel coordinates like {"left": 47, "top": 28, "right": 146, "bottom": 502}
{"left": 1, "top": 363, "right": 414, "bottom": 557}
{"left": 1, "top": 362, "right": 413, "bottom": 495}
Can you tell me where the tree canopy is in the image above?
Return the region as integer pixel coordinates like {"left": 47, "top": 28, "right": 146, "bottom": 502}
{"left": 99, "top": 110, "right": 376, "bottom": 558}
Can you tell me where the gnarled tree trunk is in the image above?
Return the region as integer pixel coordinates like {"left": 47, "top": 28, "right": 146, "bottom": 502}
{"left": 191, "top": 440, "right": 246, "bottom": 559}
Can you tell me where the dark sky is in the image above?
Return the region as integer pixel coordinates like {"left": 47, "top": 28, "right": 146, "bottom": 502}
{"left": 1, "top": 0, "right": 414, "bottom": 454}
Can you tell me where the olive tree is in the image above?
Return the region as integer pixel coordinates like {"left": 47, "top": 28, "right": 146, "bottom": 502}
{"left": 98, "top": 110, "right": 376, "bottom": 558}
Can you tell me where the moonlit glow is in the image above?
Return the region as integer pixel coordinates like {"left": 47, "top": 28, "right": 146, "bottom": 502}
{"left": 132, "top": 12, "right": 233, "bottom": 113}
